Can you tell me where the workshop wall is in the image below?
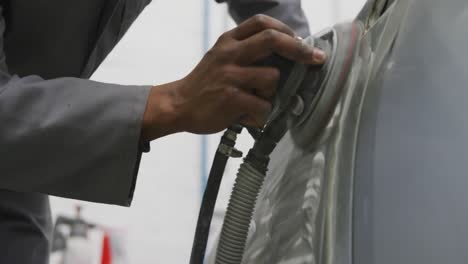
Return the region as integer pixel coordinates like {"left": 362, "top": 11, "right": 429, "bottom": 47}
{"left": 50, "top": 1, "right": 366, "bottom": 263}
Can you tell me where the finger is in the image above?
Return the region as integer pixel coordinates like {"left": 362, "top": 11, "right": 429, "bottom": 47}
{"left": 231, "top": 14, "right": 295, "bottom": 40}
{"left": 237, "top": 29, "right": 327, "bottom": 65}
{"left": 227, "top": 66, "right": 279, "bottom": 100}
{"left": 227, "top": 88, "right": 272, "bottom": 127}
{"left": 239, "top": 115, "right": 264, "bottom": 128}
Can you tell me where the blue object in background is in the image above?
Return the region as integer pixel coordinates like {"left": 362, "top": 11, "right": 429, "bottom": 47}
{"left": 200, "top": 0, "right": 211, "bottom": 195}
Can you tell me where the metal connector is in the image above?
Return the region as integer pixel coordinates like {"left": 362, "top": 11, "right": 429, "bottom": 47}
{"left": 218, "top": 144, "right": 243, "bottom": 158}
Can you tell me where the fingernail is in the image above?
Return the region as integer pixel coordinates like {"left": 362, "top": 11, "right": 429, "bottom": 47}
{"left": 313, "top": 48, "right": 327, "bottom": 63}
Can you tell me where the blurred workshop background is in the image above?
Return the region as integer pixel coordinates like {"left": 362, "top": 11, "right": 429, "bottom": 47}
{"left": 50, "top": 0, "right": 366, "bottom": 263}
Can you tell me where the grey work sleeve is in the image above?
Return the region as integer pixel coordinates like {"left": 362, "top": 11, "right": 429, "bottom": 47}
{"left": 218, "top": 0, "right": 310, "bottom": 37}
{"left": 0, "top": 10, "right": 150, "bottom": 206}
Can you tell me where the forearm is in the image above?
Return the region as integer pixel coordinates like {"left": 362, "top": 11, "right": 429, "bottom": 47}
{"left": 141, "top": 81, "right": 185, "bottom": 141}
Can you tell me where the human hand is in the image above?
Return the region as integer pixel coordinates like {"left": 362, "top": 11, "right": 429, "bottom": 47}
{"left": 142, "top": 14, "right": 326, "bottom": 141}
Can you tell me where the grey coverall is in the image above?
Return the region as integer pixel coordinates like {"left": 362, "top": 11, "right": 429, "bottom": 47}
{"left": 0, "top": 0, "right": 309, "bottom": 262}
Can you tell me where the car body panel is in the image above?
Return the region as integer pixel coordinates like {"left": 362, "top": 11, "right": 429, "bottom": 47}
{"left": 240, "top": 0, "right": 468, "bottom": 263}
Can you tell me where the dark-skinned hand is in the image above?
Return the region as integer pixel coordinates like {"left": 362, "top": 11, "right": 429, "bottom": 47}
{"left": 141, "top": 14, "right": 326, "bottom": 141}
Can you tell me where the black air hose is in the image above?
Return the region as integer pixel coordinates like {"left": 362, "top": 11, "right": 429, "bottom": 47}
{"left": 190, "top": 126, "right": 242, "bottom": 264}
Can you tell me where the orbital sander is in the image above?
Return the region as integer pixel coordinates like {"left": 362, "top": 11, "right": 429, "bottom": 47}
{"left": 285, "top": 22, "right": 362, "bottom": 147}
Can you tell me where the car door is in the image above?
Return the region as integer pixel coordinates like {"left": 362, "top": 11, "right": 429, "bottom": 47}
{"left": 238, "top": 0, "right": 468, "bottom": 263}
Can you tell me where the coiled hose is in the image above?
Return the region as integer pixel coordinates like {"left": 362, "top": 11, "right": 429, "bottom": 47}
{"left": 215, "top": 154, "right": 267, "bottom": 264}
{"left": 215, "top": 115, "right": 288, "bottom": 264}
